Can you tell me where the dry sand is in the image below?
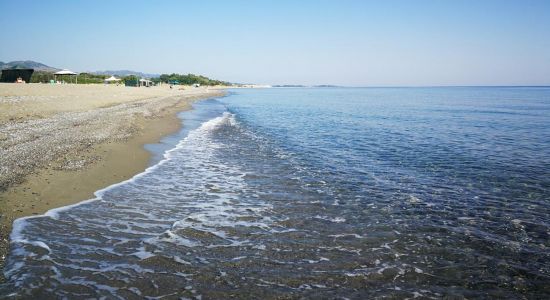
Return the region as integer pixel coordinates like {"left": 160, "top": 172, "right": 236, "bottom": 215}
{"left": 0, "top": 83, "right": 226, "bottom": 271}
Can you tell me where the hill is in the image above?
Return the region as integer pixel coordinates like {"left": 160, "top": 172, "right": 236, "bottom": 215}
{"left": 0, "top": 60, "right": 60, "bottom": 72}
{"left": 0, "top": 61, "right": 156, "bottom": 78}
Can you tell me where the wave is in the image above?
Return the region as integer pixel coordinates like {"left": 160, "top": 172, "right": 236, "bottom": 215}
{"left": 2, "top": 109, "right": 271, "bottom": 298}
{"left": 10, "top": 111, "right": 236, "bottom": 244}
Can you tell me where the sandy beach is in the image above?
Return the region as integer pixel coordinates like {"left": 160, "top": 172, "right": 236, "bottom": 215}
{"left": 0, "top": 83, "right": 225, "bottom": 271}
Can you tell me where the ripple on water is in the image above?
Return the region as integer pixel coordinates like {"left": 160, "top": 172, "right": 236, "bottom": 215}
{"left": 2, "top": 88, "right": 550, "bottom": 298}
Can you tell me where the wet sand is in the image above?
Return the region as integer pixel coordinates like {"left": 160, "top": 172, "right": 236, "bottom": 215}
{"left": 0, "top": 83, "right": 226, "bottom": 272}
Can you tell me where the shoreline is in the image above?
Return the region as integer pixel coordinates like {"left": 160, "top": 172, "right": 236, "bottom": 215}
{"left": 0, "top": 84, "right": 226, "bottom": 276}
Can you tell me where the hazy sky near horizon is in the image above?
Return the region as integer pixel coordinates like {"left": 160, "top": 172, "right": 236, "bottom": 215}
{"left": 1, "top": 0, "right": 549, "bottom": 86}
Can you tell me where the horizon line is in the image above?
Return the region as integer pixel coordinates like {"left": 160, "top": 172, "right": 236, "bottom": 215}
{"left": 265, "top": 85, "right": 550, "bottom": 88}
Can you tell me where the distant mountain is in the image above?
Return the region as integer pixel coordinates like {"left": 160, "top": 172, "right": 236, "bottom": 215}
{"left": 0, "top": 60, "right": 60, "bottom": 72}
{"left": 0, "top": 61, "right": 158, "bottom": 78}
{"left": 91, "top": 70, "right": 159, "bottom": 79}
{"left": 313, "top": 85, "right": 340, "bottom": 88}
{"left": 273, "top": 84, "right": 340, "bottom": 88}
{"left": 272, "top": 84, "right": 306, "bottom": 88}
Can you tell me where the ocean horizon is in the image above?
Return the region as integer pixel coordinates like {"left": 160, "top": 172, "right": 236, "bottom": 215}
{"left": 2, "top": 87, "right": 549, "bottom": 298}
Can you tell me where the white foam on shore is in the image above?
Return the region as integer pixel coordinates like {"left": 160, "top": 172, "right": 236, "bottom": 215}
{"left": 9, "top": 112, "right": 235, "bottom": 249}
{"left": 4, "top": 96, "right": 296, "bottom": 297}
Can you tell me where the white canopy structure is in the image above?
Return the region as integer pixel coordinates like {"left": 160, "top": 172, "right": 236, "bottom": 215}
{"left": 54, "top": 69, "right": 78, "bottom": 84}
{"left": 104, "top": 76, "right": 121, "bottom": 83}
{"left": 139, "top": 78, "right": 153, "bottom": 87}
{"left": 54, "top": 69, "right": 77, "bottom": 75}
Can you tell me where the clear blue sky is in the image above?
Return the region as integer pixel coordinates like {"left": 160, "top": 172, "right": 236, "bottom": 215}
{"left": 1, "top": 0, "right": 549, "bottom": 86}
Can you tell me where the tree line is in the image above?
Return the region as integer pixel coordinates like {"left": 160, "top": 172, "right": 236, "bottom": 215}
{"left": 29, "top": 72, "right": 110, "bottom": 84}
{"left": 27, "top": 72, "right": 230, "bottom": 86}
{"left": 154, "top": 73, "right": 230, "bottom": 86}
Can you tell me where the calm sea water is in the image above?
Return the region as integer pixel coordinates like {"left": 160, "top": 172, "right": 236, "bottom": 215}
{"left": 2, "top": 87, "right": 549, "bottom": 299}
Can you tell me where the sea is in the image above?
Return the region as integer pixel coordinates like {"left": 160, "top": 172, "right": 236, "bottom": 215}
{"left": 1, "top": 87, "right": 549, "bottom": 299}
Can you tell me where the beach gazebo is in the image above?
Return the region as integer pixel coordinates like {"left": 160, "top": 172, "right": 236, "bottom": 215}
{"left": 139, "top": 78, "right": 153, "bottom": 87}
{"left": 54, "top": 69, "right": 78, "bottom": 84}
{"left": 104, "top": 76, "right": 121, "bottom": 84}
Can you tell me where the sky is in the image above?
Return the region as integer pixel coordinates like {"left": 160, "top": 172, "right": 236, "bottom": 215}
{"left": 1, "top": 0, "right": 549, "bottom": 86}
